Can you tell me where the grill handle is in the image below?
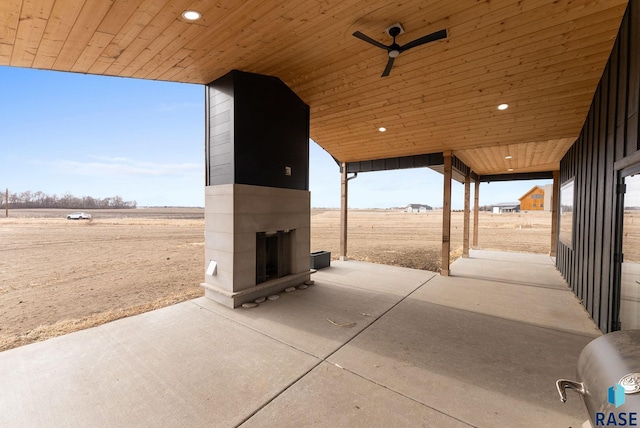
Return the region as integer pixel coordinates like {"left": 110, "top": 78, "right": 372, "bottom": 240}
{"left": 556, "top": 379, "right": 586, "bottom": 403}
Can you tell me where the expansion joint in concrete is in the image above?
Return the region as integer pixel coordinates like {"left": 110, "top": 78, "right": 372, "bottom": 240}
{"left": 233, "top": 274, "right": 439, "bottom": 427}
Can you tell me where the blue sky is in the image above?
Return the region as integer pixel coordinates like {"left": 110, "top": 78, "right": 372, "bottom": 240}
{"left": 0, "top": 66, "right": 550, "bottom": 208}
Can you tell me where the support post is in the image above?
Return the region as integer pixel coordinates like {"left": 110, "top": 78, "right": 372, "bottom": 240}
{"left": 340, "top": 162, "right": 348, "bottom": 261}
{"left": 4, "top": 188, "right": 7, "bottom": 218}
{"left": 550, "top": 170, "right": 560, "bottom": 257}
{"left": 441, "top": 152, "right": 452, "bottom": 276}
{"left": 473, "top": 179, "right": 479, "bottom": 248}
{"left": 463, "top": 172, "right": 471, "bottom": 258}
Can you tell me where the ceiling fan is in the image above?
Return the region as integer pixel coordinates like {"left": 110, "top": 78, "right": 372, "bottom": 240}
{"left": 353, "top": 23, "right": 447, "bottom": 77}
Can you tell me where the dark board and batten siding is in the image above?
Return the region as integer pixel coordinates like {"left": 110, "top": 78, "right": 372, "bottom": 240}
{"left": 206, "top": 72, "right": 235, "bottom": 186}
{"left": 205, "top": 70, "right": 310, "bottom": 191}
{"left": 345, "top": 153, "right": 445, "bottom": 174}
{"left": 557, "top": 0, "right": 640, "bottom": 333}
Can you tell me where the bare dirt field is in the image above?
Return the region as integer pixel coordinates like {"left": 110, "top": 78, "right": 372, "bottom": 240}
{"left": 1, "top": 208, "right": 551, "bottom": 351}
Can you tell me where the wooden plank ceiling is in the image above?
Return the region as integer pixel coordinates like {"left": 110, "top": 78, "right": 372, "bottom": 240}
{"left": 0, "top": 0, "right": 628, "bottom": 176}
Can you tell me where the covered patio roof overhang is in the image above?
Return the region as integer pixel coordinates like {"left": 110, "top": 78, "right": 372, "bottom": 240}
{"left": 0, "top": 1, "right": 629, "bottom": 274}
{"left": 0, "top": 0, "right": 626, "bottom": 173}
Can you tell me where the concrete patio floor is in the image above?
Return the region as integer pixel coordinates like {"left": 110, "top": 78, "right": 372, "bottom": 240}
{"left": 0, "top": 250, "right": 601, "bottom": 427}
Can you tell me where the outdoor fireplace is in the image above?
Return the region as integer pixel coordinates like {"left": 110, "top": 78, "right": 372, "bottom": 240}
{"left": 201, "top": 70, "right": 311, "bottom": 307}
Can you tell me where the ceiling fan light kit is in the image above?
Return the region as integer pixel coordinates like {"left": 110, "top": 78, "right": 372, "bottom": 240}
{"left": 353, "top": 23, "right": 447, "bottom": 77}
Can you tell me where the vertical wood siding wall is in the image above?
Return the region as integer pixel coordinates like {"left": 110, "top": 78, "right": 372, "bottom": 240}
{"left": 519, "top": 187, "right": 545, "bottom": 211}
{"left": 557, "top": 0, "right": 640, "bottom": 333}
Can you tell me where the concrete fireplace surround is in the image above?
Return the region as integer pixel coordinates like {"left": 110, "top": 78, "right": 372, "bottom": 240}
{"left": 201, "top": 183, "right": 311, "bottom": 307}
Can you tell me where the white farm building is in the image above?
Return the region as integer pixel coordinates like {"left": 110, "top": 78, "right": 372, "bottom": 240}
{"left": 405, "top": 204, "right": 432, "bottom": 213}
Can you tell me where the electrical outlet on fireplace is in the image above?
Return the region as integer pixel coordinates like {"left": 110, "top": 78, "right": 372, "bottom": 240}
{"left": 285, "top": 166, "right": 292, "bottom": 176}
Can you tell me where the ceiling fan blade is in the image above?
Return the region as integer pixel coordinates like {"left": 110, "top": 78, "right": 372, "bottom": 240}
{"left": 381, "top": 57, "right": 395, "bottom": 77}
{"left": 399, "top": 28, "right": 447, "bottom": 52}
{"left": 353, "top": 31, "right": 390, "bottom": 50}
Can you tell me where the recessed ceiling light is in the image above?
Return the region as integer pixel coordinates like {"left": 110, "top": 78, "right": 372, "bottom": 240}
{"left": 182, "top": 10, "right": 201, "bottom": 21}
{"left": 497, "top": 103, "right": 509, "bottom": 110}
{"left": 378, "top": 127, "right": 386, "bottom": 132}
{"left": 505, "top": 155, "right": 512, "bottom": 159}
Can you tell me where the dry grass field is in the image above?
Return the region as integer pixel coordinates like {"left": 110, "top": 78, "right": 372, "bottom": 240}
{"left": 0, "top": 208, "right": 551, "bottom": 351}
{"left": 311, "top": 209, "right": 552, "bottom": 270}
{"left": 0, "top": 208, "right": 205, "bottom": 351}
{"left": 623, "top": 211, "right": 640, "bottom": 263}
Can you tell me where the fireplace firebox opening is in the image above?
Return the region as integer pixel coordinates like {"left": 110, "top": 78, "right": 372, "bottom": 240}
{"left": 256, "top": 230, "right": 293, "bottom": 284}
